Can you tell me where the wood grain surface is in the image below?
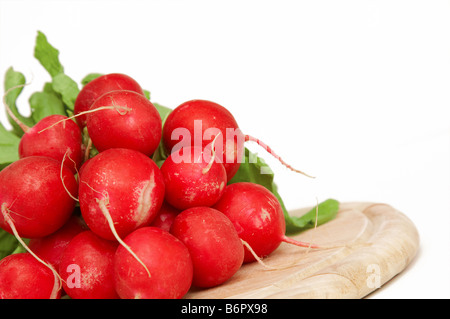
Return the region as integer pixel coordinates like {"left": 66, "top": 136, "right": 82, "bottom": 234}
{"left": 185, "top": 202, "right": 420, "bottom": 299}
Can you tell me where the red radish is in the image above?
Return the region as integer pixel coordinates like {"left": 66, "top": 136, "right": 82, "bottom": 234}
{"left": 59, "top": 231, "right": 119, "bottom": 299}
{"left": 3, "top": 87, "right": 83, "bottom": 174}
{"left": 114, "top": 227, "right": 193, "bottom": 299}
{"left": 162, "top": 99, "right": 313, "bottom": 181}
{"left": 170, "top": 206, "right": 244, "bottom": 288}
{"left": 17, "top": 114, "right": 83, "bottom": 174}
{"left": 162, "top": 99, "right": 241, "bottom": 180}
{"left": 0, "top": 156, "right": 78, "bottom": 238}
{"left": 86, "top": 90, "right": 162, "bottom": 157}
{"left": 78, "top": 148, "right": 165, "bottom": 241}
{"left": 28, "top": 215, "right": 87, "bottom": 270}
{"left": 160, "top": 146, "right": 227, "bottom": 210}
{"left": 150, "top": 202, "right": 180, "bottom": 232}
{"left": 74, "top": 73, "right": 145, "bottom": 128}
{"left": 0, "top": 253, "right": 61, "bottom": 299}
{"left": 79, "top": 148, "right": 164, "bottom": 278}
{"left": 213, "top": 182, "right": 318, "bottom": 263}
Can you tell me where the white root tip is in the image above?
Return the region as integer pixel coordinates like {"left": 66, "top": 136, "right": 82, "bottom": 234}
{"left": 97, "top": 199, "right": 151, "bottom": 278}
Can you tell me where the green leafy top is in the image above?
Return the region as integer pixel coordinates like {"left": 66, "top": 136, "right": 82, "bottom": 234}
{"left": 34, "top": 31, "right": 64, "bottom": 77}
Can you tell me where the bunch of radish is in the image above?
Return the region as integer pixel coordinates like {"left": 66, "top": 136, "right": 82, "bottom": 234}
{"left": 0, "top": 70, "right": 325, "bottom": 299}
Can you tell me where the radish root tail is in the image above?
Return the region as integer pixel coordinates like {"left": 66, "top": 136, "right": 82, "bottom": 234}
{"left": 244, "top": 134, "right": 315, "bottom": 179}
{"left": 1, "top": 203, "right": 62, "bottom": 299}
{"left": 96, "top": 198, "right": 151, "bottom": 278}
{"left": 240, "top": 239, "right": 279, "bottom": 271}
{"left": 37, "top": 105, "right": 132, "bottom": 134}
{"left": 60, "top": 151, "right": 80, "bottom": 202}
{"left": 281, "top": 235, "right": 320, "bottom": 249}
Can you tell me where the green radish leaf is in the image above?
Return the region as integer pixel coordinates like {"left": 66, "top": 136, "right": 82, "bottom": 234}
{"left": 284, "top": 198, "right": 340, "bottom": 235}
{"left": 29, "top": 83, "right": 66, "bottom": 122}
{"left": 153, "top": 102, "right": 172, "bottom": 122}
{"left": 10, "top": 243, "right": 28, "bottom": 255}
{"left": 151, "top": 102, "right": 172, "bottom": 164}
{"left": 0, "top": 227, "right": 29, "bottom": 260}
{"left": 0, "top": 229, "right": 20, "bottom": 260}
{"left": 228, "top": 148, "right": 273, "bottom": 188}
{"left": 0, "top": 123, "right": 20, "bottom": 170}
{"left": 152, "top": 141, "right": 169, "bottom": 165}
{"left": 51, "top": 73, "right": 79, "bottom": 111}
{"left": 3, "top": 67, "right": 35, "bottom": 136}
{"left": 34, "top": 31, "right": 79, "bottom": 112}
{"left": 34, "top": 31, "right": 64, "bottom": 78}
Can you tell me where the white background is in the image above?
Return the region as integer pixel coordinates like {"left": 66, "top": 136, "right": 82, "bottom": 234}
{"left": 1, "top": 0, "right": 449, "bottom": 299}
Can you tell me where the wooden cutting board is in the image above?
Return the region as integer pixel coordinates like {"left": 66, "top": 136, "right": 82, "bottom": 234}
{"left": 185, "top": 202, "right": 420, "bottom": 299}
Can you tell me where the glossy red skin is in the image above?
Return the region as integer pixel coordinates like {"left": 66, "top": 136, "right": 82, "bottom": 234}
{"left": 0, "top": 156, "right": 78, "bottom": 238}
{"left": 86, "top": 90, "right": 162, "bottom": 157}
{"left": 114, "top": 227, "right": 193, "bottom": 299}
{"left": 74, "top": 73, "right": 145, "bottom": 128}
{"left": 213, "top": 182, "right": 285, "bottom": 263}
{"left": 162, "top": 99, "right": 243, "bottom": 181}
{"left": 18, "top": 114, "right": 83, "bottom": 174}
{"left": 59, "top": 231, "right": 119, "bottom": 299}
{"left": 78, "top": 148, "right": 165, "bottom": 241}
{"left": 171, "top": 207, "right": 244, "bottom": 288}
{"left": 28, "top": 215, "right": 88, "bottom": 270}
{"left": 0, "top": 253, "right": 60, "bottom": 299}
{"left": 150, "top": 202, "right": 180, "bottom": 232}
{"left": 160, "top": 146, "right": 227, "bottom": 210}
